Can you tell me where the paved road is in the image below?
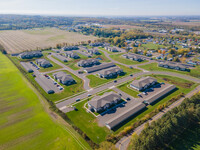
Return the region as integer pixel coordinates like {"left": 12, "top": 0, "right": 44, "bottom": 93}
{"left": 56, "top": 71, "right": 200, "bottom": 112}
{"left": 116, "top": 85, "right": 200, "bottom": 150}
{"left": 47, "top": 55, "right": 91, "bottom": 90}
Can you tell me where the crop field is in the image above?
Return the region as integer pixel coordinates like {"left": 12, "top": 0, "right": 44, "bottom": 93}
{"left": 0, "top": 53, "right": 91, "bottom": 150}
{"left": 0, "top": 28, "right": 98, "bottom": 54}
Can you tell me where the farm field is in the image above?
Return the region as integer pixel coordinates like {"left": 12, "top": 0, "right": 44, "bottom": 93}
{"left": 0, "top": 28, "right": 98, "bottom": 54}
{"left": 0, "top": 53, "right": 90, "bottom": 150}
{"left": 139, "top": 62, "right": 200, "bottom": 79}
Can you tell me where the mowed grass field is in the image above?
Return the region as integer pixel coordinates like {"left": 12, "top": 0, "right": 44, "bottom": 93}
{"left": 0, "top": 53, "right": 91, "bottom": 150}
{"left": 0, "top": 28, "right": 98, "bottom": 54}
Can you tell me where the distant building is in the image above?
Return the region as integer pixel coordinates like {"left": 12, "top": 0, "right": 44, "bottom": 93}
{"left": 122, "top": 53, "right": 143, "bottom": 62}
{"left": 130, "top": 76, "right": 157, "bottom": 91}
{"left": 19, "top": 51, "right": 43, "bottom": 59}
{"left": 87, "top": 49, "right": 101, "bottom": 55}
{"left": 78, "top": 59, "right": 100, "bottom": 67}
{"left": 62, "top": 46, "right": 79, "bottom": 51}
{"left": 98, "top": 67, "right": 124, "bottom": 78}
{"left": 105, "top": 47, "right": 118, "bottom": 52}
{"left": 88, "top": 92, "right": 121, "bottom": 112}
{"left": 89, "top": 42, "right": 104, "bottom": 47}
{"left": 53, "top": 71, "right": 75, "bottom": 85}
{"left": 65, "top": 52, "right": 80, "bottom": 59}
{"left": 158, "top": 62, "right": 188, "bottom": 71}
{"left": 36, "top": 59, "right": 52, "bottom": 68}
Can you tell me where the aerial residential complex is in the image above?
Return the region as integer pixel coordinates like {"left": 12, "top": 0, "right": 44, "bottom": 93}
{"left": 4, "top": 15, "right": 200, "bottom": 150}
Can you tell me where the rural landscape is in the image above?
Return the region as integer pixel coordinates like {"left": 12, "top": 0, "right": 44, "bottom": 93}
{"left": 0, "top": 0, "right": 200, "bottom": 150}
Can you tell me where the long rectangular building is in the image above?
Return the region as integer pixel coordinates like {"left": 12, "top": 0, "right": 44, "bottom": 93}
{"left": 84, "top": 63, "right": 116, "bottom": 73}
{"left": 144, "top": 84, "right": 176, "bottom": 104}
{"left": 105, "top": 103, "right": 146, "bottom": 129}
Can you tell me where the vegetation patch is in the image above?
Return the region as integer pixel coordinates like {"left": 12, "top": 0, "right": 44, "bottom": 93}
{"left": 0, "top": 53, "right": 90, "bottom": 150}
{"left": 139, "top": 62, "right": 200, "bottom": 78}
{"left": 110, "top": 53, "right": 148, "bottom": 65}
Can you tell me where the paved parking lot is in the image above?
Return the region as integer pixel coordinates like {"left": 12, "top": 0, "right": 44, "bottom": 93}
{"left": 97, "top": 83, "right": 175, "bottom": 127}
{"left": 21, "top": 62, "right": 62, "bottom": 94}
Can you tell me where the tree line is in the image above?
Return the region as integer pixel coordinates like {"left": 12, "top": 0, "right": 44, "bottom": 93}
{"left": 128, "top": 93, "right": 200, "bottom": 150}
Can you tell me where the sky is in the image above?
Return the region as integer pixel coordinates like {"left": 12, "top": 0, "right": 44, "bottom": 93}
{"left": 0, "top": 0, "right": 199, "bottom": 16}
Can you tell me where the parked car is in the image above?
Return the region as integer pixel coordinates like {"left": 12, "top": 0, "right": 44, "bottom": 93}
{"left": 114, "top": 80, "right": 117, "bottom": 83}
{"left": 76, "top": 98, "right": 80, "bottom": 102}
{"left": 126, "top": 97, "right": 131, "bottom": 101}
{"left": 143, "top": 92, "right": 147, "bottom": 95}
{"left": 87, "top": 94, "right": 91, "bottom": 97}
{"left": 138, "top": 94, "right": 142, "bottom": 98}
{"left": 59, "top": 87, "right": 63, "bottom": 90}
{"left": 53, "top": 81, "right": 57, "bottom": 85}
{"left": 130, "top": 74, "right": 133, "bottom": 76}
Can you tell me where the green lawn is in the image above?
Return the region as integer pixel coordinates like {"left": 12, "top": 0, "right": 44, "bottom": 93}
{"left": 141, "top": 42, "right": 166, "bottom": 50}
{"left": 109, "top": 53, "right": 148, "bottom": 65}
{"left": 87, "top": 75, "right": 110, "bottom": 88}
{"left": 0, "top": 53, "right": 91, "bottom": 150}
{"left": 117, "top": 81, "right": 139, "bottom": 98}
{"left": 67, "top": 101, "right": 110, "bottom": 144}
{"left": 139, "top": 62, "right": 200, "bottom": 79}
{"left": 114, "top": 74, "right": 198, "bottom": 134}
{"left": 86, "top": 65, "right": 141, "bottom": 88}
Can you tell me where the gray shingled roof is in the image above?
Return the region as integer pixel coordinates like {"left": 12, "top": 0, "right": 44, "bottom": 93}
{"left": 88, "top": 92, "right": 121, "bottom": 109}
{"left": 53, "top": 71, "right": 74, "bottom": 83}
{"left": 85, "top": 63, "right": 116, "bottom": 73}
{"left": 105, "top": 103, "right": 146, "bottom": 129}
{"left": 78, "top": 59, "right": 99, "bottom": 66}
{"left": 131, "top": 76, "right": 157, "bottom": 89}
{"left": 99, "top": 67, "right": 123, "bottom": 76}
{"left": 144, "top": 84, "right": 176, "bottom": 104}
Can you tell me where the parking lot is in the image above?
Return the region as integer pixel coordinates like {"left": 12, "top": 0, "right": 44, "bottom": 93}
{"left": 97, "top": 83, "right": 175, "bottom": 127}
{"left": 21, "top": 62, "right": 63, "bottom": 94}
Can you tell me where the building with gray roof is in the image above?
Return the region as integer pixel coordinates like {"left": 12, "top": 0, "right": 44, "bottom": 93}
{"left": 62, "top": 46, "right": 79, "bottom": 51}
{"left": 130, "top": 76, "right": 157, "bottom": 91}
{"left": 88, "top": 92, "right": 121, "bottom": 112}
{"left": 84, "top": 62, "right": 116, "bottom": 73}
{"left": 52, "top": 53, "right": 68, "bottom": 62}
{"left": 64, "top": 52, "right": 80, "bottom": 59}
{"left": 105, "top": 103, "right": 146, "bottom": 129}
{"left": 78, "top": 58, "right": 100, "bottom": 67}
{"left": 144, "top": 84, "right": 176, "bottom": 104}
{"left": 105, "top": 47, "right": 118, "bottom": 52}
{"left": 98, "top": 67, "right": 124, "bottom": 78}
{"left": 87, "top": 49, "right": 101, "bottom": 55}
{"left": 20, "top": 62, "right": 34, "bottom": 73}
{"left": 122, "top": 53, "right": 143, "bottom": 62}
{"left": 53, "top": 71, "right": 75, "bottom": 85}
{"left": 19, "top": 51, "right": 43, "bottom": 59}
{"left": 158, "top": 62, "right": 188, "bottom": 71}
{"left": 36, "top": 59, "right": 52, "bottom": 68}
